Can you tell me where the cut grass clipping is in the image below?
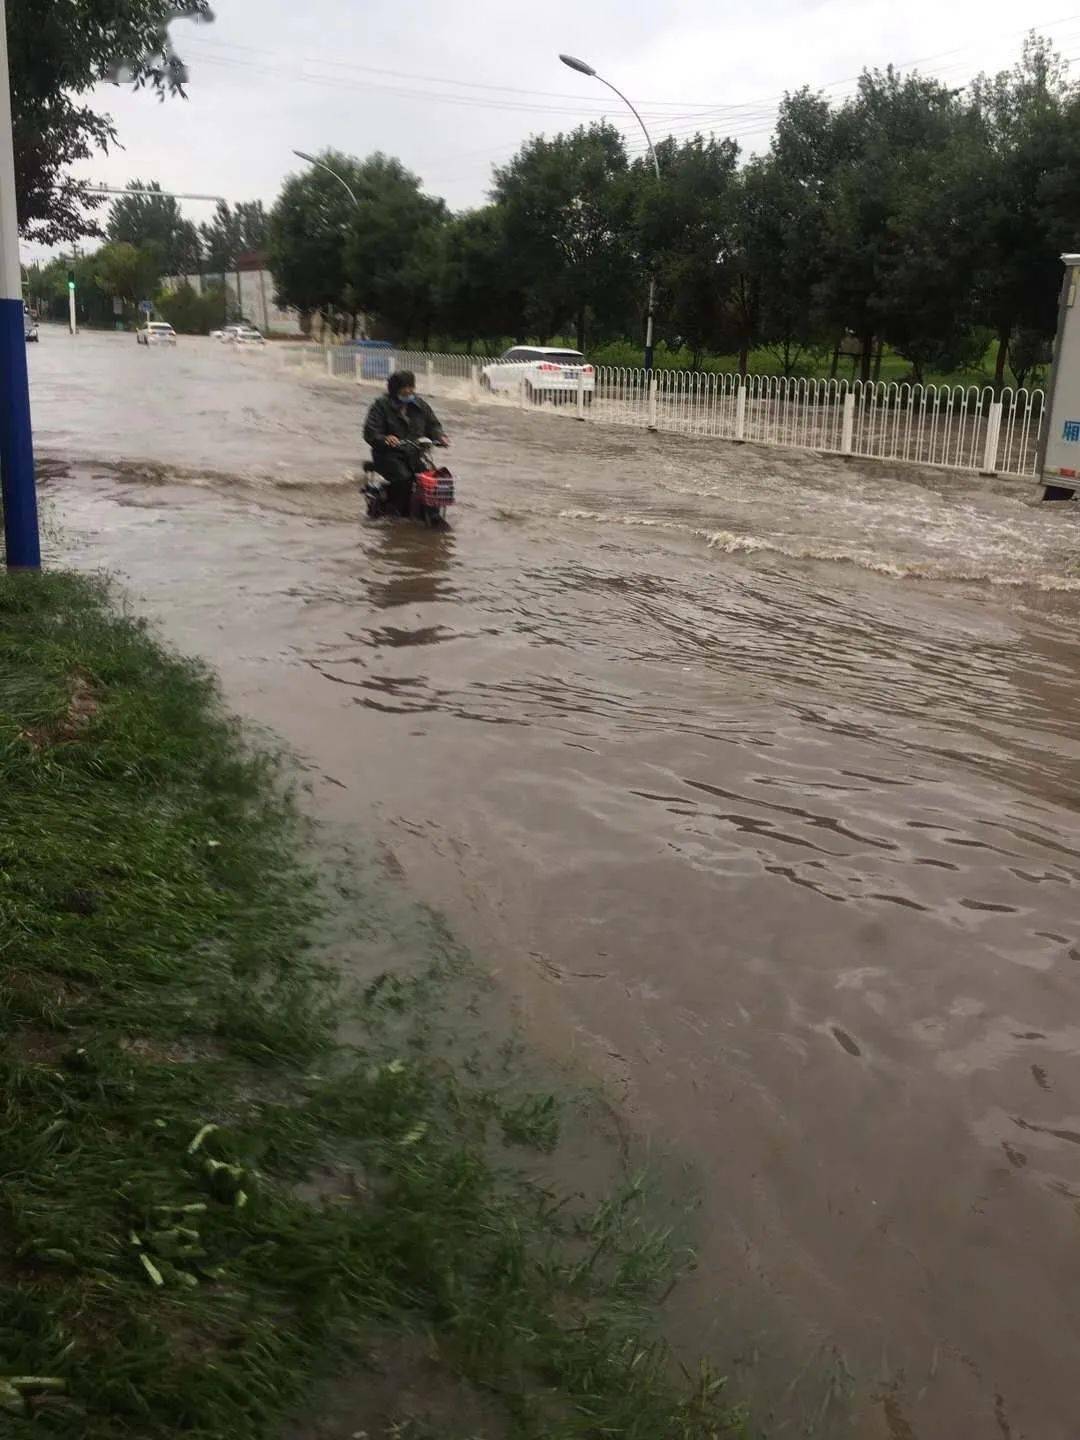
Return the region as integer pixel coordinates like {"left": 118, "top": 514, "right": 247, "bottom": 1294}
{"left": 0, "top": 572, "right": 744, "bottom": 1439}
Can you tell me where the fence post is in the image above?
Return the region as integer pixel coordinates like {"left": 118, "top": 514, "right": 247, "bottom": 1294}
{"left": 841, "top": 393, "right": 855, "bottom": 455}
{"left": 576, "top": 369, "right": 586, "bottom": 421}
{"left": 647, "top": 372, "right": 658, "bottom": 431}
{"left": 980, "top": 400, "right": 1003, "bottom": 476}
{"left": 470, "top": 363, "right": 479, "bottom": 400}
{"left": 734, "top": 383, "right": 747, "bottom": 442}
{"left": 325, "top": 347, "right": 334, "bottom": 378}
{"left": 519, "top": 373, "right": 528, "bottom": 411}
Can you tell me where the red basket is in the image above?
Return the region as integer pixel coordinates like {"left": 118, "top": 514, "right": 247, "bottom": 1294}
{"left": 415, "top": 468, "right": 455, "bottom": 506}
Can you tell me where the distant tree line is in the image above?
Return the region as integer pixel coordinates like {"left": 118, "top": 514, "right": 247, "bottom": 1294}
{"left": 27, "top": 185, "right": 269, "bottom": 333}
{"left": 268, "top": 35, "right": 1080, "bottom": 387}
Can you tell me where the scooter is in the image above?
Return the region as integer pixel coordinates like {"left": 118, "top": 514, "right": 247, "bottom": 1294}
{"left": 362, "top": 438, "right": 455, "bottom": 527}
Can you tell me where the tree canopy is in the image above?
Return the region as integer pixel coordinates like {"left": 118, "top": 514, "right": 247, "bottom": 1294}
{"left": 256, "top": 33, "right": 1078, "bottom": 387}
{"left": 107, "top": 180, "right": 202, "bottom": 276}
{"left": 492, "top": 123, "right": 636, "bottom": 351}
{"left": 10, "top": 0, "right": 214, "bottom": 244}
{"left": 201, "top": 200, "right": 270, "bottom": 274}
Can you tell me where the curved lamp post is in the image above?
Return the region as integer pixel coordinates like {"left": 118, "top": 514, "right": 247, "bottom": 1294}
{"left": 559, "top": 53, "right": 660, "bottom": 371}
{"left": 292, "top": 150, "right": 361, "bottom": 210}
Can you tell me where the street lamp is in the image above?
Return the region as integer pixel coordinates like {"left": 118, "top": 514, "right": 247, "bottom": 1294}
{"left": 292, "top": 150, "right": 361, "bottom": 210}
{"left": 560, "top": 53, "right": 661, "bottom": 372}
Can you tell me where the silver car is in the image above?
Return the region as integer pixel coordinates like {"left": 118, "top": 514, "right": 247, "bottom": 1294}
{"left": 137, "top": 321, "right": 177, "bottom": 346}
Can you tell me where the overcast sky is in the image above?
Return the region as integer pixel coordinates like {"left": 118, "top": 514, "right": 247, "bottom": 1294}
{"left": 21, "top": 0, "right": 1080, "bottom": 264}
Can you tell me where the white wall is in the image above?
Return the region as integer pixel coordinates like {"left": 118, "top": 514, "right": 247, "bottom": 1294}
{"left": 160, "top": 270, "right": 305, "bottom": 337}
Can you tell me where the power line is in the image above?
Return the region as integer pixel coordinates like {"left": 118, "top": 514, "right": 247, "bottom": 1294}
{"left": 181, "top": 7, "right": 1080, "bottom": 125}
{"left": 182, "top": 33, "right": 738, "bottom": 111}
{"left": 188, "top": 51, "right": 731, "bottom": 122}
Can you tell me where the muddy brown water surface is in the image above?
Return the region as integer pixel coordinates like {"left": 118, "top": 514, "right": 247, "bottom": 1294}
{"left": 30, "top": 329, "right": 1080, "bottom": 1437}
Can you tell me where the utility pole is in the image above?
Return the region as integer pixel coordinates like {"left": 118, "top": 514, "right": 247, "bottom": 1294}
{"left": 0, "top": 0, "right": 40, "bottom": 569}
{"left": 68, "top": 259, "right": 77, "bottom": 335}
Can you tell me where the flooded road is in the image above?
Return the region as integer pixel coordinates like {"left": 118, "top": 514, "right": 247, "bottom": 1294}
{"left": 31, "top": 329, "right": 1080, "bottom": 1437}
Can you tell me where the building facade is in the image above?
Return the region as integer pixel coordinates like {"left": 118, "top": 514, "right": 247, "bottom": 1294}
{"left": 161, "top": 252, "right": 306, "bottom": 337}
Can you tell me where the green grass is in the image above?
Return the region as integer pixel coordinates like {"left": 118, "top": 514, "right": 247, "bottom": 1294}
{"left": 0, "top": 572, "right": 744, "bottom": 1440}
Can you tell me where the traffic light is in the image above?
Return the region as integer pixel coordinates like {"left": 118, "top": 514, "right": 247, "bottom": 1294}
{"left": 67, "top": 269, "right": 75, "bottom": 291}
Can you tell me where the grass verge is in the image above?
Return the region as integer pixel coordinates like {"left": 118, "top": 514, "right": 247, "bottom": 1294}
{"left": 0, "top": 572, "right": 744, "bottom": 1439}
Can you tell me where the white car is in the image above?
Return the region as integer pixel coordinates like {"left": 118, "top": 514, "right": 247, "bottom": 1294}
{"left": 481, "top": 346, "right": 594, "bottom": 402}
{"left": 23, "top": 307, "right": 38, "bottom": 342}
{"left": 137, "top": 321, "right": 177, "bottom": 346}
{"left": 216, "top": 324, "right": 266, "bottom": 346}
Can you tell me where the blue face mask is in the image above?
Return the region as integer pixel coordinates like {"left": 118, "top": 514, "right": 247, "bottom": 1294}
{"left": 397, "top": 392, "right": 417, "bottom": 405}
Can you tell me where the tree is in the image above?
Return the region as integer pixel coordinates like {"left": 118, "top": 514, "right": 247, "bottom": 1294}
{"left": 107, "top": 179, "right": 201, "bottom": 276}
{"left": 437, "top": 207, "right": 523, "bottom": 351}
{"left": 201, "top": 200, "right": 268, "bottom": 274}
{"left": 10, "top": 1, "right": 214, "bottom": 244}
{"left": 270, "top": 151, "right": 448, "bottom": 339}
{"left": 32, "top": 247, "right": 125, "bottom": 328}
{"left": 815, "top": 68, "right": 964, "bottom": 383}
{"left": 638, "top": 135, "right": 739, "bottom": 368}
{"left": 269, "top": 152, "right": 364, "bottom": 330}
{"left": 874, "top": 112, "right": 988, "bottom": 382}
{"left": 158, "top": 280, "right": 227, "bottom": 334}
{"left": 200, "top": 200, "right": 243, "bottom": 275}
{"left": 969, "top": 36, "right": 1077, "bottom": 387}
{"left": 235, "top": 201, "right": 269, "bottom": 252}
{"left": 341, "top": 155, "right": 447, "bottom": 341}
{"left": 94, "top": 241, "right": 161, "bottom": 311}
{"left": 750, "top": 92, "right": 836, "bottom": 376}
{"left": 493, "top": 123, "right": 636, "bottom": 351}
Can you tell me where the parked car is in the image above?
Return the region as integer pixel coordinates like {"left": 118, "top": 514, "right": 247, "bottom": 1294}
{"left": 211, "top": 325, "right": 240, "bottom": 342}
{"left": 23, "top": 307, "right": 38, "bottom": 342}
{"left": 480, "top": 346, "right": 594, "bottom": 402}
{"left": 136, "top": 321, "right": 177, "bottom": 346}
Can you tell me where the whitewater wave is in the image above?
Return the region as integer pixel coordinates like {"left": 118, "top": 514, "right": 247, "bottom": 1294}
{"left": 557, "top": 508, "right": 1080, "bottom": 593}
{"left": 50, "top": 452, "right": 358, "bottom": 494}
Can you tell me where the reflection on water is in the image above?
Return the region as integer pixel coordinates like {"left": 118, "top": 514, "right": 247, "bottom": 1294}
{"left": 363, "top": 521, "right": 459, "bottom": 611}
{"left": 38, "top": 330, "right": 1080, "bottom": 1439}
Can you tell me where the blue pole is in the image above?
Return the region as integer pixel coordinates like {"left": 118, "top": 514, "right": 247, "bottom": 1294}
{"left": 0, "top": 0, "right": 40, "bottom": 571}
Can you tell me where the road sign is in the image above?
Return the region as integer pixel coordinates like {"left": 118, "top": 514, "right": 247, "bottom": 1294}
{"left": 139, "top": 299, "right": 153, "bottom": 314}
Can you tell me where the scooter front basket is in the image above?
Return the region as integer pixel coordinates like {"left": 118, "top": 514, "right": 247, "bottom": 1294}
{"left": 415, "top": 467, "right": 455, "bottom": 507}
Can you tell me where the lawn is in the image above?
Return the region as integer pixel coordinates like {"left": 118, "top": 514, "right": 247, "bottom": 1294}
{"left": 0, "top": 571, "right": 744, "bottom": 1440}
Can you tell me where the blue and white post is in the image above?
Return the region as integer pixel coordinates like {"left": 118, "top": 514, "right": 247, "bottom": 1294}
{"left": 0, "top": 0, "right": 40, "bottom": 570}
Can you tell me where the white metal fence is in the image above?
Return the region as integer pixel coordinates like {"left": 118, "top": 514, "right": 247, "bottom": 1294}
{"left": 298, "top": 345, "right": 1045, "bottom": 480}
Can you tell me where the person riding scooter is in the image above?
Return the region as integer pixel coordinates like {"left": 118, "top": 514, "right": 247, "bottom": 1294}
{"left": 362, "top": 370, "right": 449, "bottom": 517}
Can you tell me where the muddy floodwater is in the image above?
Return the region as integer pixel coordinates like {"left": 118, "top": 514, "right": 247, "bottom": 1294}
{"left": 30, "top": 329, "right": 1080, "bottom": 1437}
